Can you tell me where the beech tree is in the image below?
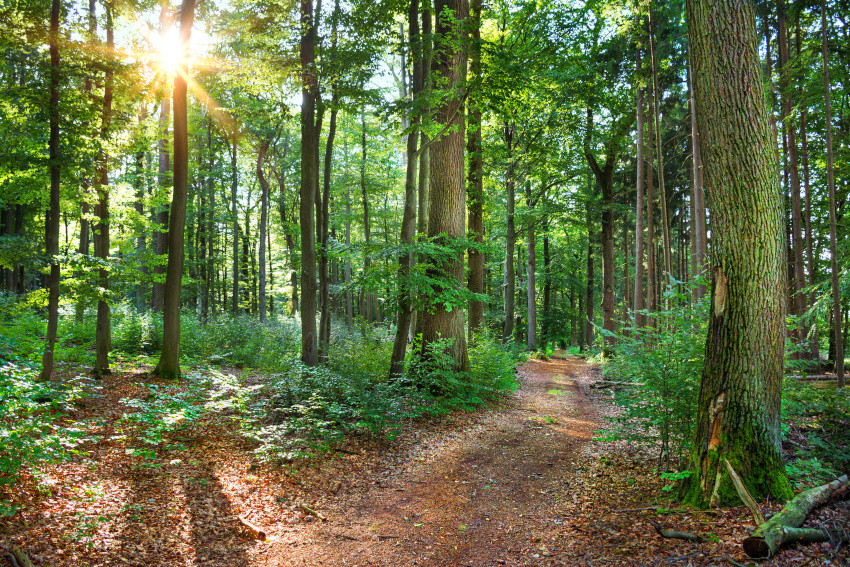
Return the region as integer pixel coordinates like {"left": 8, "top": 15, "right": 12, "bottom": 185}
{"left": 684, "top": 0, "right": 793, "bottom": 505}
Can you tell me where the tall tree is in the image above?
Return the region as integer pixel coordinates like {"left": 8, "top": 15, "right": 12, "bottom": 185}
{"left": 93, "top": 1, "right": 115, "bottom": 377}
{"left": 421, "top": 0, "right": 469, "bottom": 371}
{"left": 153, "top": 0, "right": 196, "bottom": 379}
{"left": 466, "top": 0, "right": 485, "bottom": 338}
{"left": 299, "top": 0, "right": 319, "bottom": 366}
{"left": 39, "top": 0, "right": 61, "bottom": 382}
{"left": 684, "top": 0, "right": 793, "bottom": 505}
{"left": 821, "top": 0, "right": 844, "bottom": 388}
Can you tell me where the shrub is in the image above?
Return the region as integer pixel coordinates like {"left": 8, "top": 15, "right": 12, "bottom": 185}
{"left": 601, "top": 279, "right": 708, "bottom": 470}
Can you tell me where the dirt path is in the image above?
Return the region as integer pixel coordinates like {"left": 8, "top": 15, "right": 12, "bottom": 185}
{"left": 278, "top": 355, "right": 601, "bottom": 566}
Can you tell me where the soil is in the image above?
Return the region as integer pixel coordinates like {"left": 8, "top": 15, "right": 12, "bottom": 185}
{"left": 2, "top": 355, "right": 848, "bottom": 567}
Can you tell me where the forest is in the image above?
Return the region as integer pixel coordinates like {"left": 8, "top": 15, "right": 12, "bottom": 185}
{"left": 0, "top": 0, "right": 849, "bottom": 564}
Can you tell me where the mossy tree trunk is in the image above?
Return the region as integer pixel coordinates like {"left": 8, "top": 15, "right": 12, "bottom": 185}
{"left": 684, "top": 0, "right": 793, "bottom": 506}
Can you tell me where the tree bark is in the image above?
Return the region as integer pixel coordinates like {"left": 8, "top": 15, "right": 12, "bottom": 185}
{"left": 421, "top": 0, "right": 469, "bottom": 371}
{"left": 319, "top": 92, "right": 338, "bottom": 357}
{"left": 153, "top": 0, "right": 195, "bottom": 379}
{"left": 152, "top": 5, "right": 172, "bottom": 314}
{"left": 257, "top": 141, "right": 270, "bottom": 322}
{"left": 93, "top": 1, "right": 114, "bottom": 377}
{"left": 633, "top": 64, "right": 645, "bottom": 327}
{"left": 777, "top": 0, "right": 807, "bottom": 345}
{"left": 466, "top": 0, "right": 484, "bottom": 339}
{"left": 684, "top": 0, "right": 793, "bottom": 505}
{"left": 526, "top": 182, "right": 536, "bottom": 351}
{"left": 300, "top": 0, "right": 319, "bottom": 366}
{"left": 390, "top": 0, "right": 423, "bottom": 379}
{"left": 39, "top": 0, "right": 61, "bottom": 382}
{"left": 821, "top": 0, "right": 844, "bottom": 388}
{"left": 644, "top": 94, "right": 657, "bottom": 317}
{"left": 503, "top": 123, "right": 516, "bottom": 343}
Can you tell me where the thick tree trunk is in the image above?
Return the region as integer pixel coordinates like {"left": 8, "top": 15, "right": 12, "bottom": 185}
{"left": 300, "top": 0, "right": 319, "bottom": 366}
{"left": 466, "top": 0, "right": 484, "bottom": 339}
{"left": 39, "top": 0, "right": 61, "bottom": 382}
{"left": 684, "top": 0, "right": 793, "bottom": 505}
{"left": 93, "top": 1, "right": 114, "bottom": 377}
{"left": 153, "top": 0, "right": 194, "bottom": 379}
{"left": 421, "top": 0, "right": 469, "bottom": 372}
{"left": 821, "top": 0, "right": 844, "bottom": 388}
{"left": 503, "top": 123, "right": 516, "bottom": 343}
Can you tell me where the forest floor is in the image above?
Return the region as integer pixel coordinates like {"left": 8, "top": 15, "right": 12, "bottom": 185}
{"left": 2, "top": 355, "right": 848, "bottom": 567}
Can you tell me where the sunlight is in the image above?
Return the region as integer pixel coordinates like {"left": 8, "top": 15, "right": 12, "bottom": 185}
{"left": 156, "top": 26, "right": 182, "bottom": 77}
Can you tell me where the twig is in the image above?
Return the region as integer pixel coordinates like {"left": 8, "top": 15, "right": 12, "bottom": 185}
{"left": 614, "top": 506, "right": 659, "bottom": 513}
{"left": 649, "top": 520, "right": 705, "bottom": 543}
{"left": 298, "top": 503, "right": 327, "bottom": 521}
{"left": 665, "top": 553, "right": 700, "bottom": 565}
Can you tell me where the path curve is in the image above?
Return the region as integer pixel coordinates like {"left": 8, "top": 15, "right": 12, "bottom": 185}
{"left": 286, "top": 355, "right": 601, "bottom": 566}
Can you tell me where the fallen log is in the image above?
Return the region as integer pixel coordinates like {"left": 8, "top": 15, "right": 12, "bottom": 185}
{"left": 742, "top": 474, "right": 848, "bottom": 559}
{"left": 649, "top": 520, "right": 705, "bottom": 543}
{"left": 237, "top": 515, "right": 267, "bottom": 541}
{"left": 7, "top": 547, "right": 35, "bottom": 567}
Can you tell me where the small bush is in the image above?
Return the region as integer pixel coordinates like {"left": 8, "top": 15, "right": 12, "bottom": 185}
{"left": 601, "top": 279, "right": 708, "bottom": 469}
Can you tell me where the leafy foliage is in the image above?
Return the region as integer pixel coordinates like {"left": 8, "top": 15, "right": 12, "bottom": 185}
{"left": 601, "top": 280, "right": 708, "bottom": 470}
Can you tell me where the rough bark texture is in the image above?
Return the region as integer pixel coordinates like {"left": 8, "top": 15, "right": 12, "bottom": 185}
{"left": 684, "top": 0, "right": 793, "bottom": 506}
{"left": 39, "top": 0, "right": 61, "bottom": 382}
{"left": 421, "top": 0, "right": 469, "bottom": 372}
{"left": 585, "top": 152, "right": 616, "bottom": 356}
{"left": 821, "top": 0, "right": 844, "bottom": 387}
{"left": 153, "top": 0, "right": 195, "bottom": 379}
{"left": 300, "top": 0, "right": 319, "bottom": 366}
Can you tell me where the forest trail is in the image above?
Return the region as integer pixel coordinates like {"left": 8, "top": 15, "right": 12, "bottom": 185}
{"left": 281, "top": 355, "right": 602, "bottom": 566}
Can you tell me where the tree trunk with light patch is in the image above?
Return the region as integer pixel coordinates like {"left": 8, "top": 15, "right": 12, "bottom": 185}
{"left": 683, "top": 0, "right": 793, "bottom": 506}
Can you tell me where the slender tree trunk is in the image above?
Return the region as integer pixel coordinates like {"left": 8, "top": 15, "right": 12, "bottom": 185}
{"left": 502, "top": 124, "right": 516, "bottom": 343}
{"left": 257, "top": 141, "right": 270, "bottom": 322}
{"left": 421, "top": 0, "right": 469, "bottom": 371}
{"left": 684, "top": 0, "right": 793, "bottom": 504}
{"left": 649, "top": 11, "right": 672, "bottom": 295}
{"left": 93, "top": 1, "right": 114, "bottom": 377}
{"left": 153, "top": 0, "right": 195, "bottom": 379}
{"left": 39, "top": 0, "right": 61, "bottom": 382}
{"left": 319, "top": 88, "right": 338, "bottom": 358}
{"left": 390, "top": 0, "right": 423, "bottom": 379}
{"left": 344, "top": 138, "right": 353, "bottom": 325}
{"left": 152, "top": 5, "right": 172, "bottom": 314}
{"left": 230, "top": 138, "right": 240, "bottom": 314}
{"left": 645, "top": 95, "right": 657, "bottom": 317}
{"left": 821, "top": 0, "right": 844, "bottom": 388}
{"left": 584, "top": 220, "right": 594, "bottom": 350}
{"left": 688, "top": 60, "right": 708, "bottom": 299}
{"left": 300, "top": 0, "right": 319, "bottom": 366}
{"left": 526, "top": 183, "right": 536, "bottom": 351}
{"left": 542, "top": 216, "right": 551, "bottom": 349}
{"left": 466, "top": 0, "right": 484, "bottom": 339}
{"left": 634, "top": 72, "right": 646, "bottom": 326}
{"left": 778, "top": 0, "right": 807, "bottom": 346}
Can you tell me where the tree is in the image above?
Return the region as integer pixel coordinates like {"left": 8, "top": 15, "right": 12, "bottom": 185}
{"left": 39, "top": 0, "right": 61, "bottom": 382}
{"left": 153, "top": 0, "right": 196, "bottom": 379}
{"left": 420, "top": 0, "right": 469, "bottom": 371}
{"left": 684, "top": 0, "right": 794, "bottom": 505}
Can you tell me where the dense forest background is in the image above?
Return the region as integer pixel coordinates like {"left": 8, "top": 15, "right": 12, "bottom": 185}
{"left": 1, "top": 0, "right": 849, "bottom": 527}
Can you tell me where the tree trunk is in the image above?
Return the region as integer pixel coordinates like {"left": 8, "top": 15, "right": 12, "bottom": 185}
{"left": 644, "top": 95, "right": 657, "bottom": 317}
{"left": 319, "top": 86, "right": 338, "bottom": 358}
{"left": 634, "top": 66, "right": 646, "bottom": 327}
{"left": 421, "top": 0, "right": 469, "bottom": 372}
{"left": 257, "top": 141, "right": 270, "bottom": 322}
{"left": 503, "top": 123, "right": 516, "bottom": 343}
{"left": 39, "top": 0, "right": 61, "bottom": 382}
{"left": 390, "top": 0, "right": 423, "bottom": 379}
{"left": 821, "top": 0, "right": 844, "bottom": 388}
{"left": 526, "top": 182, "right": 536, "bottom": 351}
{"left": 300, "top": 0, "right": 319, "bottom": 366}
{"left": 360, "top": 114, "right": 373, "bottom": 323}
{"left": 152, "top": 7, "right": 172, "bottom": 315}
{"left": 777, "top": 0, "right": 807, "bottom": 347}
{"left": 542, "top": 216, "right": 551, "bottom": 348}
{"left": 649, "top": 12, "right": 672, "bottom": 295}
{"left": 683, "top": 0, "right": 793, "bottom": 505}
{"left": 466, "top": 0, "right": 484, "bottom": 339}
{"left": 688, "top": 60, "right": 707, "bottom": 300}
{"left": 153, "top": 0, "right": 195, "bottom": 379}
{"left": 93, "top": 1, "right": 114, "bottom": 377}
{"left": 230, "top": 137, "right": 240, "bottom": 314}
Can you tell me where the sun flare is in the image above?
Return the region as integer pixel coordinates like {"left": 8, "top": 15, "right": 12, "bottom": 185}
{"left": 156, "top": 26, "right": 182, "bottom": 77}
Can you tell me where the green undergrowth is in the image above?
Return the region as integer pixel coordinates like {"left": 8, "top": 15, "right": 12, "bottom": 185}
{"left": 1, "top": 296, "right": 522, "bottom": 499}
